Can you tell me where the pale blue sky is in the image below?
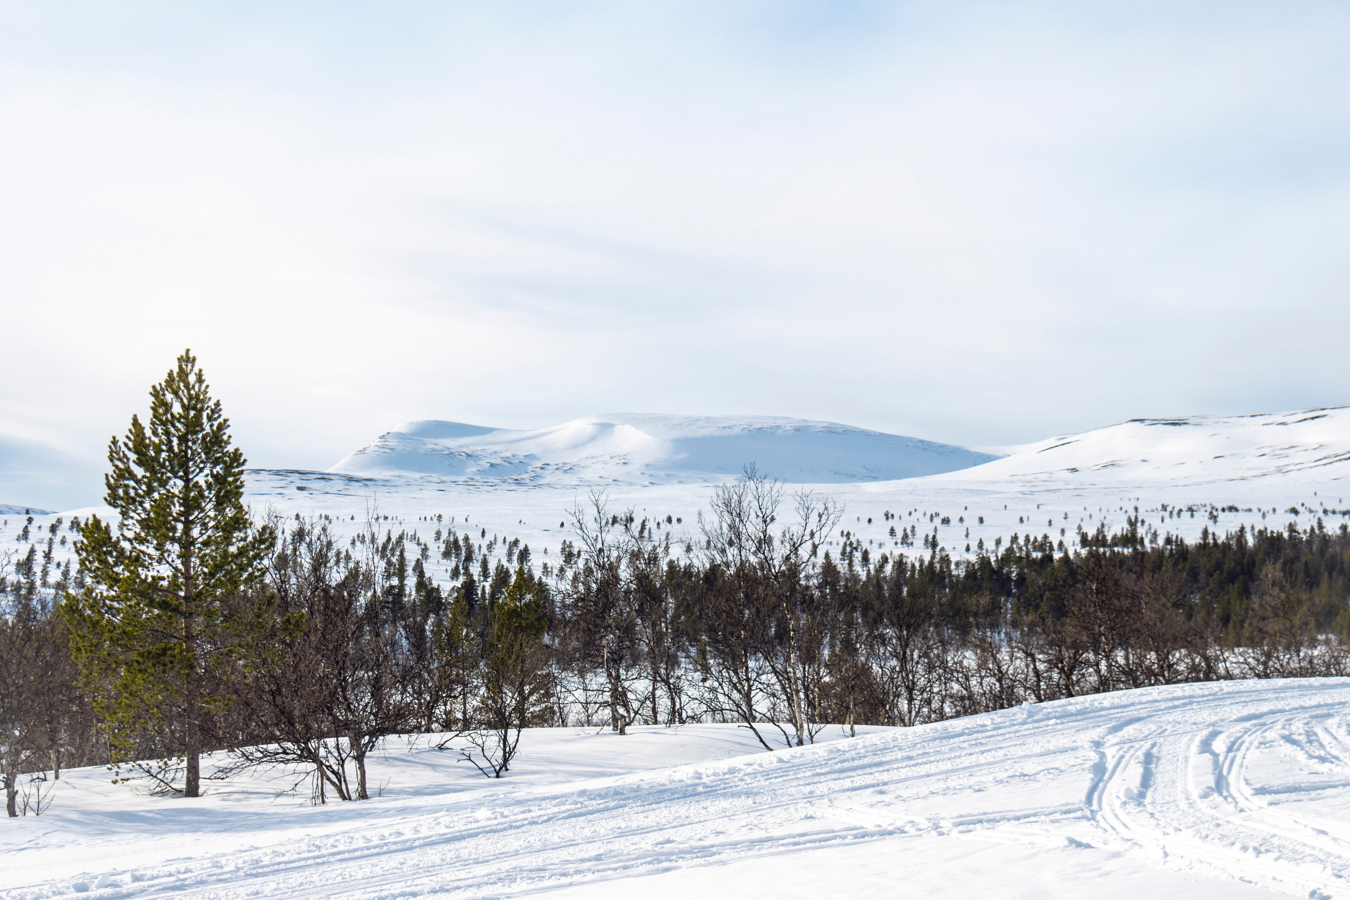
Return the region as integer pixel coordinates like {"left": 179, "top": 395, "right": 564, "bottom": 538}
{"left": 3, "top": 1, "right": 1349, "bottom": 509}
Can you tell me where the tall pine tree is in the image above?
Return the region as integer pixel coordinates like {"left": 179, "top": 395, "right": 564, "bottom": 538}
{"left": 63, "top": 351, "right": 274, "bottom": 797}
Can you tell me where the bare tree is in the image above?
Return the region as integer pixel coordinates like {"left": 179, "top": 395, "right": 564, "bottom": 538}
{"left": 444, "top": 567, "right": 553, "bottom": 778}
{"left": 0, "top": 551, "right": 42, "bottom": 816}
{"left": 866, "top": 564, "right": 947, "bottom": 726}
{"left": 0, "top": 551, "right": 89, "bottom": 815}
{"left": 231, "top": 517, "right": 416, "bottom": 802}
{"left": 564, "top": 492, "right": 642, "bottom": 734}
{"left": 1240, "top": 563, "right": 1317, "bottom": 678}
{"left": 700, "top": 466, "right": 842, "bottom": 748}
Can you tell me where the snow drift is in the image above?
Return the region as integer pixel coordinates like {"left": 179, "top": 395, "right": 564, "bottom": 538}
{"left": 330, "top": 414, "right": 999, "bottom": 484}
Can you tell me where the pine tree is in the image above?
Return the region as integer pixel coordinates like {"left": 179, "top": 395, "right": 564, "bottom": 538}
{"left": 462, "top": 566, "right": 551, "bottom": 777}
{"left": 62, "top": 351, "right": 274, "bottom": 798}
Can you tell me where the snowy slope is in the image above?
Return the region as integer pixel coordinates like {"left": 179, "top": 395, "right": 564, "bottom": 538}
{"left": 330, "top": 414, "right": 998, "bottom": 484}
{"left": 950, "top": 406, "right": 1350, "bottom": 489}
{"left": 6, "top": 679, "right": 1350, "bottom": 898}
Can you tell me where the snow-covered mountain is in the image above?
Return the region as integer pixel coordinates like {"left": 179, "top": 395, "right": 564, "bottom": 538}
{"left": 948, "top": 406, "right": 1350, "bottom": 490}
{"left": 330, "top": 414, "right": 999, "bottom": 484}
{"left": 328, "top": 407, "right": 1350, "bottom": 493}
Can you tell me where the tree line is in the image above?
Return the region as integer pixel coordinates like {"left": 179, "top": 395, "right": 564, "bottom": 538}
{"left": 5, "top": 352, "right": 1350, "bottom": 812}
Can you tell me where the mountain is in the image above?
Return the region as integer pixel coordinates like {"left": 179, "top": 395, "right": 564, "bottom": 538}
{"left": 944, "top": 406, "right": 1350, "bottom": 489}
{"left": 329, "top": 414, "right": 999, "bottom": 485}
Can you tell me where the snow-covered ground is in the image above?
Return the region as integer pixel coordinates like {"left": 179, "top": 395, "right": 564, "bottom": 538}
{"left": 5, "top": 679, "right": 1350, "bottom": 898}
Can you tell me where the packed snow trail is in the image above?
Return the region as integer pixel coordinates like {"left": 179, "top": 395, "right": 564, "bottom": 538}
{"left": 6, "top": 680, "right": 1350, "bottom": 898}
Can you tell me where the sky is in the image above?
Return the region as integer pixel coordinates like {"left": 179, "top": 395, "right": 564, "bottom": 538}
{"left": 2, "top": 1, "right": 1349, "bottom": 510}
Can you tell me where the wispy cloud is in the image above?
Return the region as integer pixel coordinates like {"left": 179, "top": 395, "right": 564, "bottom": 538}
{"left": 2, "top": 1, "right": 1348, "bottom": 508}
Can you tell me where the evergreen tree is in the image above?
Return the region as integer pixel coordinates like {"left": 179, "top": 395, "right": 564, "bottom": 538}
{"left": 433, "top": 589, "right": 479, "bottom": 730}
{"left": 466, "top": 566, "right": 551, "bottom": 776}
{"left": 62, "top": 351, "right": 274, "bottom": 798}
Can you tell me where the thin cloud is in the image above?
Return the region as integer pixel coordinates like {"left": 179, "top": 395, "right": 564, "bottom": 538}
{"left": 1, "top": 2, "right": 1347, "bottom": 509}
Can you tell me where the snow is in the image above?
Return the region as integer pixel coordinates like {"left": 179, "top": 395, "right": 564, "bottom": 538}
{"left": 6, "top": 679, "right": 1350, "bottom": 898}
{"left": 958, "top": 407, "right": 1350, "bottom": 489}
{"left": 329, "top": 407, "right": 1350, "bottom": 495}
{"left": 330, "top": 413, "right": 999, "bottom": 484}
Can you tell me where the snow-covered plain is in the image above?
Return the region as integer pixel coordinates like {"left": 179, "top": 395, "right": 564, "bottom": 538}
{"left": 6, "top": 679, "right": 1350, "bottom": 898}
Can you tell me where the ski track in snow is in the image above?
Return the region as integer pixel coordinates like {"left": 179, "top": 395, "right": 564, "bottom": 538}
{"left": 8, "top": 679, "right": 1350, "bottom": 899}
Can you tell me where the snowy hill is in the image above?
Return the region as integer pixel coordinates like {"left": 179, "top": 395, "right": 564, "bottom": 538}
{"left": 948, "top": 406, "right": 1350, "bottom": 490}
{"left": 330, "top": 414, "right": 999, "bottom": 485}
{"left": 7, "top": 679, "right": 1350, "bottom": 898}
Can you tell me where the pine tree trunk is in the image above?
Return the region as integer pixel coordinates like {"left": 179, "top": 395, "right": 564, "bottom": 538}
{"left": 185, "top": 712, "right": 200, "bottom": 797}
{"left": 184, "top": 626, "right": 200, "bottom": 798}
